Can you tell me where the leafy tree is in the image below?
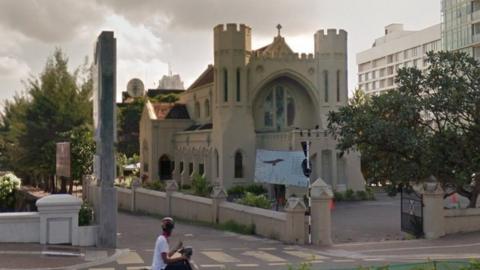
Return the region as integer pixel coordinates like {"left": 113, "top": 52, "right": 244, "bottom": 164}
{"left": 328, "top": 51, "right": 480, "bottom": 207}
{"left": 117, "top": 97, "right": 145, "bottom": 157}
{"left": 0, "top": 49, "right": 93, "bottom": 191}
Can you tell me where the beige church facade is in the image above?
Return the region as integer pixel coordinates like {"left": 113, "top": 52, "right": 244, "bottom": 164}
{"left": 139, "top": 23, "right": 365, "bottom": 194}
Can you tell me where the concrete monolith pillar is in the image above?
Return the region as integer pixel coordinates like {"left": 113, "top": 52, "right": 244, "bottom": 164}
{"left": 421, "top": 177, "right": 445, "bottom": 239}
{"left": 285, "top": 197, "right": 307, "bottom": 244}
{"left": 211, "top": 185, "right": 227, "bottom": 224}
{"left": 165, "top": 180, "right": 178, "bottom": 216}
{"left": 310, "top": 178, "right": 333, "bottom": 245}
{"left": 93, "top": 31, "right": 117, "bottom": 248}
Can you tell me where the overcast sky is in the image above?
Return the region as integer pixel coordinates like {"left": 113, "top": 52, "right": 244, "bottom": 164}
{"left": 0, "top": 0, "right": 441, "bottom": 104}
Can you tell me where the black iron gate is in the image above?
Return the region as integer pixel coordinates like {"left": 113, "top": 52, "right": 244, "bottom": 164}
{"left": 401, "top": 187, "right": 424, "bottom": 237}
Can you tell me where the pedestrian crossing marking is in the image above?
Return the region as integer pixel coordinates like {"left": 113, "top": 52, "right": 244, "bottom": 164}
{"left": 126, "top": 267, "right": 151, "bottom": 270}
{"left": 116, "top": 251, "right": 144, "bottom": 265}
{"left": 89, "top": 268, "right": 115, "bottom": 270}
{"left": 269, "top": 262, "right": 287, "bottom": 266}
{"left": 258, "top": 247, "right": 276, "bottom": 251}
{"left": 333, "top": 259, "right": 355, "bottom": 263}
{"left": 202, "top": 251, "right": 240, "bottom": 263}
{"left": 237, "top": 264, "right": 259, "bottom": 267}
{"left": 200, "top": 264, "right": 226, "bottom": 268}
{"left": 363, "top": 258, "right": 385, "bottom": 261}
{"left": 242, "top": 251, "right": 286, "bottom": 262}
{"left": 283, "top": 250, "right": 328, "bottom": 260}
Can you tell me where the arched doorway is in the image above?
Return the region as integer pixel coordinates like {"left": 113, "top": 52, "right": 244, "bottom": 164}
{"left": 159, "top": 155, "right": 173, "bottom": 180}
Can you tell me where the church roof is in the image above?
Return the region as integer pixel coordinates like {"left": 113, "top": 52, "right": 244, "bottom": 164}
{"left": 254, "top": 35, "right": 294, "bottom": 56}
{"left": 188, "top": 65, "right": 214, "bottom": 90}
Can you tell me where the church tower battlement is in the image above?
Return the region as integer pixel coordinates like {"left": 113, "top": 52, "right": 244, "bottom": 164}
{"left": 314, "top": 29, "right": 347, "bottom": 56}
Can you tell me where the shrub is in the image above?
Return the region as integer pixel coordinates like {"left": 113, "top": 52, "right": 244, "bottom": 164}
{"left": 227, "top": 185, "right": 245, "bottom": 197}
{"left": 344, "top": 189, "right": 355, "bottom": 201}
{"left": 143, "top": 180, "right": 165, "bottom": 191}
{"left": 356, "top": 190, "right": 368, "bottom": 200}
{"left": 365, "top": 187, "right": 376, "bottom": 200}
{"left": 0, "top": 173, "right": 21, "bottom": 211}
{"left": 192, "top": 174, "right": 210, "bottom": 197}
{"left": 244, "top": 184, "right": 267, "bottom": 195}
{"left": 79, "top": 202, "right": 94, "bottom": 226}
{"left": 221, "top": 220, "right": 255, "bottom": 235}
{"left": 385, "top": 184, "right": 398, "bottom": 197}
{"left": 239, "top": 192, "right": 272, "bottom": 209}
{"left": 181, "top": 184, "right": 191, "bottom": 190}
{"left": 334, "top": 191, "right": 344, "bottom": 201}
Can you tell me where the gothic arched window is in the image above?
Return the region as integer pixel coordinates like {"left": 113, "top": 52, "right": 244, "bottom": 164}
{"left": 324, "top": 70, "right": 329, "bottom": 103}
{"left": 336, "top": 70, "right": 341, "bottom": 102}
{"left": 223, "top": 69, "right": 228, "bottom": 102}
{"left": 234, "top": 151, "right": 243, "bottom": 178}
{"left": 194, "top": 102, "right": 200, "bottom": 119}
{"left": 263, "top": 85, "right": 295, "bottom": 130}
{"left": 236, "top": 68, "right": 241, "bottom": 102}
{"left": 205, "top": 99, "right": 210, "bottom": 118}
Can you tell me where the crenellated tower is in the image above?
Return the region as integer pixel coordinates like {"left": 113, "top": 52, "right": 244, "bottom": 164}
{"left": 314, "top": 29, "right": 348, "bottom": 124}
{"left": 212, "top": 23, "right": 255, "bottom": 188}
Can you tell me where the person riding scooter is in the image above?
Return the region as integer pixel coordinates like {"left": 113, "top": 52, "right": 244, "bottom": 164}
{"left": 152, "top": 217, "right": 192, "bottom": 270}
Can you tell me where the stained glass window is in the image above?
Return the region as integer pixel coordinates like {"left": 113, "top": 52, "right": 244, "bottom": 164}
{"left": 263, "top": 85, "right": 295, "bottom": 129}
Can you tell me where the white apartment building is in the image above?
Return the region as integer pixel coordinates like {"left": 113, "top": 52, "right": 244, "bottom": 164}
{"left": 356, "top": 24, "right": 441, "bottom": 94}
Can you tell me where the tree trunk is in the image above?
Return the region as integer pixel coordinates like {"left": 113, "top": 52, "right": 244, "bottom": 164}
{"left": 469, "top": 175, "right": 480, "bottom": 208}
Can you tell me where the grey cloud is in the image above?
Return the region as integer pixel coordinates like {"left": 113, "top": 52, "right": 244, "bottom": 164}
{"left": 0, "top": 0, "right": 106, "bottom": 43}
{"left": 96, "top": 0, "right": 322, "bottom": 36}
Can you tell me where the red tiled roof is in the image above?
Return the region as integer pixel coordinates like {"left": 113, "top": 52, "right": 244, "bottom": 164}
{"left": 151, "top": 103, "right": 190, "bottom": 120}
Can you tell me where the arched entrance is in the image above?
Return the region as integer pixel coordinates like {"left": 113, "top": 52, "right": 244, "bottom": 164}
{"left": 159, "top": 155, "right": 173, "bottom": 180}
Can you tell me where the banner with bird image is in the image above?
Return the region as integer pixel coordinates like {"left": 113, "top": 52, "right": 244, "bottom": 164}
{"left": 254, "top": 149, "right": 309, "bottom": 187}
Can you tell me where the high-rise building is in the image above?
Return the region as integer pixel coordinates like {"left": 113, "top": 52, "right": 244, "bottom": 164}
{"left": 356, "top": 24, "right": 441, "bottom": 95}
{"left": 441, "top": 0, "right": 480, "bottom": 61}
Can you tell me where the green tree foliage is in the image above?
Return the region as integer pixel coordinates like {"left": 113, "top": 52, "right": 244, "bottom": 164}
{"left": 117, "top": 97, "right": 145, "bottom": 157}
{"left": 0, "top": 49, "right": 93, "bottom": 189}
{"left": 328, "top": 51, "right": 480, "bottom": 207}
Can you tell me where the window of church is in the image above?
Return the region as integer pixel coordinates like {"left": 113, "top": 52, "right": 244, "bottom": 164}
{"left": 199, "top": 163, "right": 205, "bottom": 176}
{"left": 324, "top": 70, "right": 329, "bottom": 103}
{"left": 234, "top": 151, "right": 243, "bottom": 178}
{"left": 336, "top": 70, "right": 341, "bottom": 102}
{"left": 263, "top": 85, "right": 295, "bottom": 129}
{"left": 195, "top": 102, "right": 200, "bottom": 119}
{"left": 264, "top": 92, "right": 274, "bottom": 127}
{"left": 205, "top": 99, "right": 210, "bottom": 118}
{"left": 286, "top": 91, "right": 295, "bottom": 126}
{"left": 275, "top": 86, "right": 285, "bottom": 130}
{"left": 214, "top": 150, "right": 219, "bottom": 177}
{"left": 223, "top": 69, "right": 228, "bottom": 102}
{"left": 189, "top": 163, "right": 193, "bottom": 176}
{"left": 179, "top": 162, "right": 184, "bottom": 174}
{"left": 236, "top": 68, "right": 241, "bottom": 102}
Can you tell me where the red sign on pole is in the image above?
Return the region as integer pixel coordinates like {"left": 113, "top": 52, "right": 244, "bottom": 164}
{"left": 56, "top": 142, "right": 71, "bottom": 178}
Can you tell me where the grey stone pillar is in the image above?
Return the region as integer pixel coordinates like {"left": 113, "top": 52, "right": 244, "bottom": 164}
{"left": 165, "top": 180, "right": 178, "bottom": 216}
{"left": 211, "top": 185, "right": 227, "bottom": 224}
{"left": 285, "top": 197, "right": 307, "bottom": 244}
{"left": 93, "top": 31, "right": 117, "bottom": 248}
{"left": 131, "top": 177, "right": 142, "bottom": 212}
{"left": 310, "top": 178, "right": 333, "bottom": 245}
{"left": 421, "top": 177, "right": 445, "bottom": 239}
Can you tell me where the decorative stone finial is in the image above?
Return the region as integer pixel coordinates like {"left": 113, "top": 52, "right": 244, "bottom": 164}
{"left": 165, "top": 180, "right": 179, "bottom": 192}
{"left": 211, "top": 185, "right": 227, "bottom": 199}
{"left": 276, "top": 24, "right": 282, "bottom": 37}
{"left": 310, "top": 177, "right": 334, "bottom": 199}
{"left": 285, "top": 197, "right": 306, "bottom": 211}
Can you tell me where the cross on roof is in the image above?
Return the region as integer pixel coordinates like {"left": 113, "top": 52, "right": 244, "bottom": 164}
{"left": 276, "top": 24, "right": 282, "bottom": 37}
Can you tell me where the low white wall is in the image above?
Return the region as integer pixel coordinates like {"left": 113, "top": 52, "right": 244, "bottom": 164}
{"left": 135, "top": 188, "right": 167, "bottom": 215}
{"left": 171, "top": 192, "right": 213, "bottom": 223}
{"left": 444, "top": 208, "right": 480, "bottom": 234}
{"left": 0, "top": 212, "right": 40, "bottom": 243}
{"left": 219, "top": 201, "right": 286, "bottom": 241}
{"left": 116, "top": 187, "right": 132, "bottom": 211}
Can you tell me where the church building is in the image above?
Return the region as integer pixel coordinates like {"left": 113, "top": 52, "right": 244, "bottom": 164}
{"left": 139, "top": 23, "right": 365, "bottom": 194}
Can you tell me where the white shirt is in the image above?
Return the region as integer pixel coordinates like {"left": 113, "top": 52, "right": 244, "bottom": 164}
{"left": 152, "top": 234, "right": 169, "bottom": 270}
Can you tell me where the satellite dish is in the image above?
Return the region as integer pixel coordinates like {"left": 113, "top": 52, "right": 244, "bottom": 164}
{"left": 126, "top": 78, "right": 145, "bottom": 97}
